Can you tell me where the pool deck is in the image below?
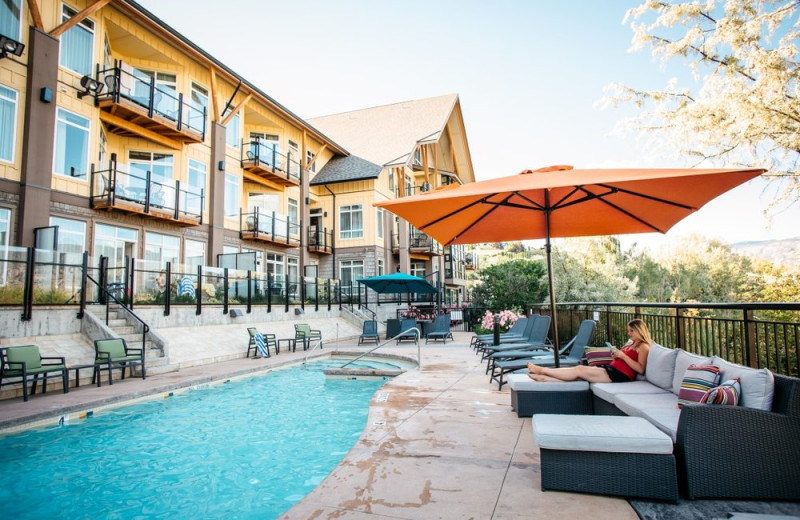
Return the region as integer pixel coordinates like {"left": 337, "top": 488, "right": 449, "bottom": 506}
{"left": 0, "top": 329, "right": 637, "bottom": 520}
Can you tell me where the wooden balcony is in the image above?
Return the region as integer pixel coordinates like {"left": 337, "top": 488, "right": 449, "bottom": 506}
{"left": 240, "top": 209, "right": 301, "bottom": 247}
{"left": 90, "top": 163, "right": 204, "bottom": 227}
{"left": 308, "top": 228, "right": 333, "bottom": 255}
{"left": 90, "top": 62, "right": 206, "bottom": 148}
{"left": 240, "top": 139, "right": 301, "bottom": 187}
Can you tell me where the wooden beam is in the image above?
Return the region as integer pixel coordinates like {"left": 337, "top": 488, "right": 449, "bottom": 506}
{"left": 220, "top": 93, "right": 252, "bottom": 127}
{"left": 208, "top": 67, "right": 220, "bottom": 123}
{"left": 99, "top": 111, "right": 182, "bottom": 150}
{"left": 27, "top": 0, "right": 44, "bottom": 30}
{"left": 304, "top": 144, "right": 327, "bottom": 170}
{"left": 432, "top": 143, "right": 439, "bottom": 187}
{"left": 50, "top": 0, "right": 112, "bottom": 37}
{"left": 242, "top": 171, "right": 284, "bottom": 191}
{"left": 445, "top": 125, "right": 461, "bottom": 176}
{"left": 422, "top": 145, "right": 430, "bottom": 185}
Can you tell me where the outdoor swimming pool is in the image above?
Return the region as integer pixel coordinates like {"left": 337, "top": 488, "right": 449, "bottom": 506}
{"left": 0, "top": 358, "right": 389, "bottom": 519}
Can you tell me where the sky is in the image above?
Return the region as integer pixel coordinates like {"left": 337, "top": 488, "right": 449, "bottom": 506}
{"left": 136, "top": 0, "right": 800, "bottom": 251}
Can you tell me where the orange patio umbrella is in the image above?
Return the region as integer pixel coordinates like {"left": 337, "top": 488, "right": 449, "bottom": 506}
{"left": 376, "top": 165, "right": 765, "bottom": 365}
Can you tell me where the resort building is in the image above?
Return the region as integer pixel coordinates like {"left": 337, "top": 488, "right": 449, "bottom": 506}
{"left": 0, "top": 0, "right": 475, "bottom": 304}
{"left": 308, "top": 95, "right": 475, "bottom": 304}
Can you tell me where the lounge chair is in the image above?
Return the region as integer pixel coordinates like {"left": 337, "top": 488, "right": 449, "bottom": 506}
{"left": 295, "top": 323, "right": 322, "bottom": 350}
{"left": 0, "top": 345, "right": 69, "bottom": 402}
{"left": 396, "top": 318, "right": 419, "bottom": 344}
{"left": 94, "top": 338, "right": 145, "bottom": 383}
{"left": 426, "top": 314, "right": 453, "bottom": 344}
{"left": 479, "top": 315, "right": 552, "bottom": 362}
{"left": 490, "top": 319, "right": 596, "bottom": 389}
{"left": 359, "top": 320, "right": 380, "bottom": 345}
{"left": 470, "top": 316, "right": 530, "bottom": 349}
{"left": 247, "top": 327, "right": 276, "bottom": 358}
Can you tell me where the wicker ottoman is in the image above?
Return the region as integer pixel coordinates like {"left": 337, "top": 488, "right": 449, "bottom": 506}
{"left": 532, "top": 414, "right": 678, "bottom": 502}
{"left": 508, "top": 375, "right": 592, "bottom": 417}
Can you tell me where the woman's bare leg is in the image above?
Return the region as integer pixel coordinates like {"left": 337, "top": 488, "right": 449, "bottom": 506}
{"left": 528, "top": 363, "right": 612, "bottom": 383}
{"left": 527, "top": 373, "right": 561, "bottom": 382}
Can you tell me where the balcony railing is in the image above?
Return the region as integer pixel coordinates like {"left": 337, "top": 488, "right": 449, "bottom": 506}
{"left": 308, "top": 227, "right": 333, "bottom": 254}
{"left": 239, "top": 209, "right": 300, "bottom": 247}
{"left": 391, "top": 232, "right": 443, "bottom": 256}
{"left": 90, "top": 156, "right": 204, "bottom": 225}
{"left": 240, "top": 138, "right": 301, "bottom": 186}
{"left": 90, "top": 60, "right": 206, "bottom": 143}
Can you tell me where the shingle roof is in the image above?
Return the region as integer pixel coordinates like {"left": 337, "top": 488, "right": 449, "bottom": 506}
{"left": 310, "top": 155, "right": 383, "bottom": 186}
{"left": 307, "top": 94, "right": 459, "bottom": 168}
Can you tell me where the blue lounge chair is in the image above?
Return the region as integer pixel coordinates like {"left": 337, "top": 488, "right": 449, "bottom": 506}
{"left": 396, "top": 318, "right": 419, "bottom": 344}
{"left": 426, "top": 314, "right": 453, "bottom": 344}
{"left": 490, "top": 319, "right": 596, "bottom": 389}
{"left": 359, "top": 320, "right": 380, "bottom": 345}
{"left": 470, "top": 316, "right": 530, "bottom": 349}
{"left": 479, "top": 315, "right": 551, "bottom": 361}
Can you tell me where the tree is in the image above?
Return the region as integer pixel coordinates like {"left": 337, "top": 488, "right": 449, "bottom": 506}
{"left": 551, "top": 238, "right": 638, "bottom": 302}
{"left": 602, "top": 0, "right": 800, "bottom": 203}
{"left": 471, "top": 259, "right": 548, "bottom": 311}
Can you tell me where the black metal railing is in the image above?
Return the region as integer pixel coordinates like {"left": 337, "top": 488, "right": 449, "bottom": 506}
{"left": 90, "top": 155, "right": 204, "bottom": 224}
{"left": 92, "top": 60, "right": 206, "bottom": 140}
{"left": 239, "top": 209, "right": 300, "bottom": 246}
{"left": 308, "top": 227, "right": 333, "bottom": 254}
{"left": 526, "top": 301, "right": 800, "bottom": 377}
{"left": 240, "top": 137, "right": 301, "bottom": 184}
{"left": 390, "top": 232, "right": 443, "bottom": 255}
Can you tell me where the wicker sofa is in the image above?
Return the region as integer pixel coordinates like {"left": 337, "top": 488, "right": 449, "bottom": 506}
{"left": 588, "top": 344, "right": 800, "bottom": 501}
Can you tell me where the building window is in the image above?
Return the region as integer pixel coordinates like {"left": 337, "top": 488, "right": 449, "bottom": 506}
{"left": 226, "top": 113, "right": 240, "bottom": 149}
{"left": 49, "top": 216, "right": 86, "bottom": 255}
{"left": 376, "top": 207, "right": 384, "bottom": 239}
{"left": 287, "top": 257, "right": 299, "bottom": 284}
{"left": 339, "top": 204, "right": 363, "bottom": 239}
{"left": 405, "top": 175, "right": 413, "bottom": 196}
{"left": 410, "top": 261, "right": 426, "bottom": 279}
{"left": 93, "top": 224, "right": 137, "bottom": 281}
{"left": 340, "top": 260, "right": 364, "bottom": 287}
{"left": 1, "top": 0, "right": 22, "bottom": 41}
{"left": 287, "top": 198, "right": 298, "bottom": 227}
{"left": 306, "top": 150, "right": 316, "bottom": 173}
{"left": 266, "top": 252, "right": 284, "bottom": 280}
{"left": 189, "top": 83, "right": 208, "bottom": 134}
{"left": 388, "top": 170, "right": 395, "bottom": 192}
{"left": 377, "top": 258, "right": 384, "bottom": 276}
{"left": 185, "top": 239, "right": 205, "bottom": 269}
{"left": 0, "top": 85, "right": 18, "bottom": 163}
{"left": 187, "top": 159, "right": 207, "bottom": 214}
{"left": 128, "top": 151, "right": 175, "bottom": 191}
{"left": 145, "top": 232, "right": 180, "bottom": 265}
{"left": 0, "top": 208, "right": 10, "bottom": 285}
{"left": 54, "top": 108, "right": 89, "bottom": 179}
{"left": 59, "top": 3, "right": 95, "bottom": 76}
{"left": 224, "top": 173, "right": 240, "bottom": 217}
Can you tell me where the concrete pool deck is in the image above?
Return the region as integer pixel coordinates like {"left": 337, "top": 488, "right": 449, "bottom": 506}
{"left": 0, "top": 329, "right": 637, "bottom": 520}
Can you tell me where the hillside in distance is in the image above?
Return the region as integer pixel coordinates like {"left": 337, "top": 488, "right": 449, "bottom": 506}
{"left": 731, "top": 237, "right": 800, "bottom": 265}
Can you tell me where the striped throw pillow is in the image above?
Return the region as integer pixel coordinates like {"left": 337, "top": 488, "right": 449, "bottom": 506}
{"left": 678, "top": 364, "right": 721, "bottom": 406}
{"left": 700, "top": 378, "right": 741, "bottom": 406}
{"left": 584, "top": 347, "right": 613, "bottom": 366}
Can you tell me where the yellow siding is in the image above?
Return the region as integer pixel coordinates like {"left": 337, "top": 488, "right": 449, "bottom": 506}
{"left": 0, "top": 60, "right": 27, "bottom": 182}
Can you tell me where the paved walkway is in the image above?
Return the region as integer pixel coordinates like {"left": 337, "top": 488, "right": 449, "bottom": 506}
{"left": 0, "top": 328, "right": 638, "bottom": 520}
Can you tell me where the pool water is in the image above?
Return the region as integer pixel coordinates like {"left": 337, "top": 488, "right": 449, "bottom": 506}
{"left": 0, "top": 360, "right": 385, "bottom": 519}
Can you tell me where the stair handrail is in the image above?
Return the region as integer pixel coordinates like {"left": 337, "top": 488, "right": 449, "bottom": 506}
{"left": 340, "top": 327, "right": 421, "bottom": 369}
{"left": 302, "top": 338, "right": 324, "bottom": 366}
{"left": 86, "top": 274, "right": 151, "bottom": 353}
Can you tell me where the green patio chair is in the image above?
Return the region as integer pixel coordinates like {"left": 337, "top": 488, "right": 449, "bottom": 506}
{"left": 0, "top": 345, "right": 69, "bottom": 402}
{"left": 247, "top": 327, "right": 276, "bottom": 358}
{"left": 94, "top": 338, "right": 145, "bottom": 384}
{"left": 294, "top": 323, "right": 322, "bottom": 350}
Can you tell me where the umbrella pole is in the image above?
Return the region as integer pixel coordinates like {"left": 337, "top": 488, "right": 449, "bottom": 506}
{"left": 544, "top": 199, "right": 561, "bottom": 368}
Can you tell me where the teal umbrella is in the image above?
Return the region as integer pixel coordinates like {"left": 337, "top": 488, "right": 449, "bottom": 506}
{"left": 357, "top": 273, "right": 436, "bottom": 294}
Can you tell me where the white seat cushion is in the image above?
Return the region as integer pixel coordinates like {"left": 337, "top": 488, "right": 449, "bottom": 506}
{"left": 591, "top": 381, "right": 671, "bottom": 404}
{"left": 613, "top": 393, "right": 681, "bottom": 442}
{"left": 508, "top": 375, "right": 589, "bottom": 392}
{"left": 532, "top": 414, "right": 673, "bottom": 454}
{"left": 645, "top": 342, "right": 679, "bottom": 390}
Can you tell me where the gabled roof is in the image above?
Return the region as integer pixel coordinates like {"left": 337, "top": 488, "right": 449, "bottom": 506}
{"left": 307, "top": 94, "right": 459, "bottom": 169}
{"left": 310, "top": 155, "right": 383, "bottom": 186}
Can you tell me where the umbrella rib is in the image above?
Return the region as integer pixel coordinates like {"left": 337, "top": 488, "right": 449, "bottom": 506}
{"left": 595, "top": 183, "right": 697, "bottom": 211}
{"left": 419, "top": 193, "right": 516, "bottom": 244}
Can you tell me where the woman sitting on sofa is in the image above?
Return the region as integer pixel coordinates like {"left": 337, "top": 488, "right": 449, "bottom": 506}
{"left": 528, "top": 318, "right": 651, "bottom": 383}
